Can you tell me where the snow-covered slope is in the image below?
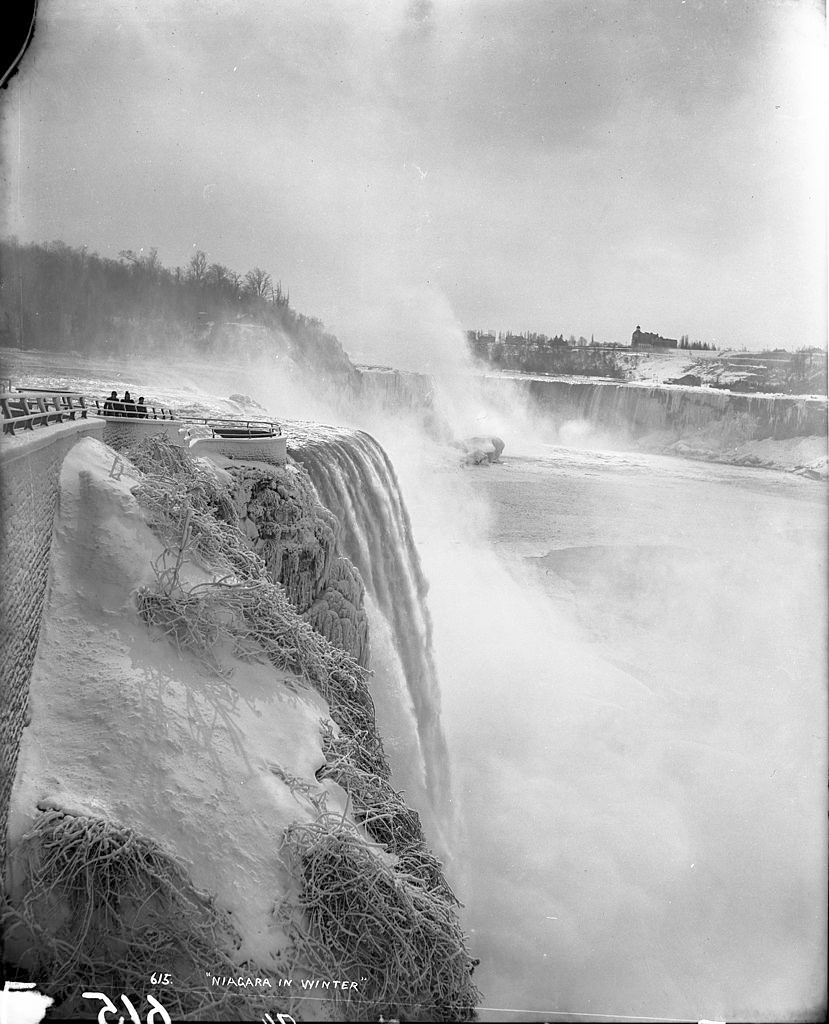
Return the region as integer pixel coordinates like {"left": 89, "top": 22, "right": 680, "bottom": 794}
{"left": 4, "top": 433, "right": 479, "bottom": 1022}
{"left": 7, "top": 438, "right": 335, "bottom": 969}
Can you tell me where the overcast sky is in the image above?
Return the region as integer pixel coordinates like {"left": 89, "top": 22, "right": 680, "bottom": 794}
{"left": 1, "top": 0, "right": 825, "bottom": 362}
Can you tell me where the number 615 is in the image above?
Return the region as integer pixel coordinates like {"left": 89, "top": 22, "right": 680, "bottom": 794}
{"left": 82, "top": 992, "right": 171, "bottom": 1024}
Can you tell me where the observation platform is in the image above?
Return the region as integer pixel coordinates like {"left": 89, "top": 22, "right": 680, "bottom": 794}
{"left": 1, "top": 382, "right": 286, "bottom": 465}
{"left": 188, "top": 419, "right": 286, "bottom": 466}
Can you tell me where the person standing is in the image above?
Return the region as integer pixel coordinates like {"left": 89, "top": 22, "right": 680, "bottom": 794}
{"left": 122, "top": 390, "right": 136, "bottom": 417}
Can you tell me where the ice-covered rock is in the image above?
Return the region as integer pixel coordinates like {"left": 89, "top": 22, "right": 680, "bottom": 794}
{"left": 459, "top": 435, "right": 505, "bottom": 465}
{"left": 228, "top": 461, "right": 370, "bottom": 664}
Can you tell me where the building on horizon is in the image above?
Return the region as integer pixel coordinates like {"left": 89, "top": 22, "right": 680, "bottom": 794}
{"left": 631, "top": 325, "right": 678, "bottom": 350}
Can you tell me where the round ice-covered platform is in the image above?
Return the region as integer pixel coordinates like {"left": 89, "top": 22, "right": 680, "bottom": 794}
{"left": 188, "top": 434, "right": 287, "bottom": 466}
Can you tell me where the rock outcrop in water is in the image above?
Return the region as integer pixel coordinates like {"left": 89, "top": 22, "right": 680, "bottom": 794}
{"left": 458, "top": 435, "right": 506, "bottom": 465}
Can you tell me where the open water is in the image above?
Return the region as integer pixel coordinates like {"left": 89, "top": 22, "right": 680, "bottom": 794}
{"left": 394, "top": 438, "right": 827, "bottom": 1022}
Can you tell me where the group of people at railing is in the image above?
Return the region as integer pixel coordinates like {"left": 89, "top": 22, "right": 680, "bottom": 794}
{"left": 0, "top": 383, "right": 177, "bottom": 436}
{"left": 102, "top": 389, "right": 151, "bottom": 418}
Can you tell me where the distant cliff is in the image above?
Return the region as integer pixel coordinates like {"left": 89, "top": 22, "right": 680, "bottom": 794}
{"left": 0, "top": 237, "right": 359, "bottom": 390}
{"left": 467, "top": 332, "right": 636, "bottom": 377}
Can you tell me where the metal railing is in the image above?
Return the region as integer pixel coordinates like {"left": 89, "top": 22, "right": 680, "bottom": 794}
{"left": 13, "top": 385, "right": 83, "bottom": 394}
{"left": 93, "top": 399, "right": 177, "bottom": 420}
{"left": 177, "top": 416, "right": 282, "bottom": 438}
{"left": 2, "top": 384, "right": 281, "bottom": 440}
{"left": 93, "top": 407, "right": 282, "bottom": 437}
{"left": 1, "top": 392, "right": 89, "bottom": 435}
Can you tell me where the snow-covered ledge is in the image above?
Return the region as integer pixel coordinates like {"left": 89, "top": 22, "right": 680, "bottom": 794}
{"left": 100, "top": 416, "right": 188, "bottom": 447}
{"left": 188, "top": 434, "right": 288, "bottom": 466}
{"left": 0, "top": 415, "right": 105, "bottom": 464}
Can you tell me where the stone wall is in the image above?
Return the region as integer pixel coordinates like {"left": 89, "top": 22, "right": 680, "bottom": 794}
{"left": 100, "top": 420, "right": 288, "bottom": 467}
{"left": 101, "top": 417, "right": 187, "bottom": 449}
{"left": 0, "top": 418, "right": 105, "bottom": 876}
{"left": 189, "top": 435, "right": 287, "bottom": 466}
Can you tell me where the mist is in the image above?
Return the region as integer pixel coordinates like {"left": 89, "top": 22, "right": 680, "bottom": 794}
{"left": 377, "top": 407, "right": 827, "bottom": 1020}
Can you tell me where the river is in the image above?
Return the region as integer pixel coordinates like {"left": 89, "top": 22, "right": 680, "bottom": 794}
{"left": 392, "top": 437, "right": 827, "bottom": 1022}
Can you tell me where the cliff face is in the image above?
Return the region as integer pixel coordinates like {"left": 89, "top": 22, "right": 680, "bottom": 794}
{"left": 4, "top": 431, "right": 478, "bottom": 1021}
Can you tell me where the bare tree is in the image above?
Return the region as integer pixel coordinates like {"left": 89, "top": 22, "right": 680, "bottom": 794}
{"left": 227, "top": 270, "right": 243, "bottom": 299}
{"left": 188, "top": 249, "right": 208, "bottom": 284}
{"left": 244, "top": 266, "right": 273, "bottom": 300}
{"left": 207, "top": 263, "right": 230, "bottom": 288}
{"left": 272, "top": 279, "right": 290, "bottom": 307}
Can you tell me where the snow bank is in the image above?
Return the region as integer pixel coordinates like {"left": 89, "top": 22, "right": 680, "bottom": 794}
{"left": 8, "top": 437, "right": 337, "bottom": 969}
{"left": 667, "top": 433, "right": 828, "bottom": 478}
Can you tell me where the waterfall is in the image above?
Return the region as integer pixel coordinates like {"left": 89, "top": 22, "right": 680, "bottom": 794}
{"left": 487, "top": 376, "right": 828, "bottom": 440}
{"left": 285, "top": 424, "right": 451, "bottom": 816}
{"left": 357, "top": 365, "right": 437, "bottom": 412}
{"left": 356, "top": 364, "right": 828, "bottom": 446}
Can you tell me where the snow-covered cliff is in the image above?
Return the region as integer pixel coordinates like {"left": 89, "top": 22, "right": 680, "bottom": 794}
{"left": 3, "top": 430, "right": 478, "bottom": 1021}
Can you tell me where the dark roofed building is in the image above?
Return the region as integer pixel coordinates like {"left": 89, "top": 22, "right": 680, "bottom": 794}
{"left": 631, "top": 325, "right": 678, "bottom": 350}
